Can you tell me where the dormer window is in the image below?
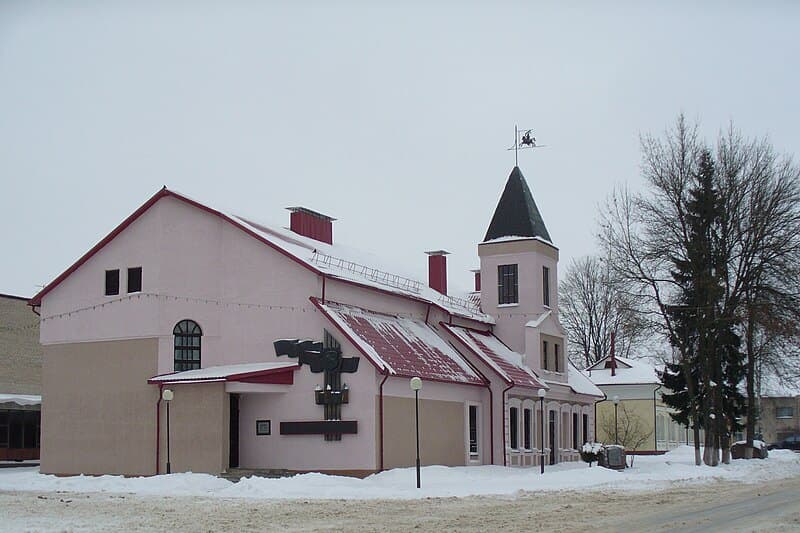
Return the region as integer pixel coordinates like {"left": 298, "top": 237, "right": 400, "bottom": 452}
{"left": 542, "top": 266, "right": 550, "bottom": 307}
{"left": 498, "top": 264, "right": 518, "bottom": 305}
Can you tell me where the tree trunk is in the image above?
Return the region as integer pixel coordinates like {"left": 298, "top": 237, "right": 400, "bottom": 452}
{"left": 744, "top": 310, "right": 756, "bottom": 459}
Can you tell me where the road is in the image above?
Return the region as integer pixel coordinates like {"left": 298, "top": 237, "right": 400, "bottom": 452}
{"left": 1, "top": 475, "right": 798, "bottom": 531}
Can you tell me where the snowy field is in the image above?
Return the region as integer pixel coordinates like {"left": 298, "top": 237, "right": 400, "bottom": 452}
{"left": 1, "top": 446, "right": 798, "bottom": 500}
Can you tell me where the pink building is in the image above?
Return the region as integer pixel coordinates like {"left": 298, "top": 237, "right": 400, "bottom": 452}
{"left": 30, "top": 166, "right": 601, "bottom": 476}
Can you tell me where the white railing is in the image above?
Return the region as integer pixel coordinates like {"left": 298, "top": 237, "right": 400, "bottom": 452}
{"left": 311, "top": 251, "right": 423, "bottom": 294}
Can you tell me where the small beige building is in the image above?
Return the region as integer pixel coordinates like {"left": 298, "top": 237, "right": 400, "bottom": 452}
{"left": 0, "top": 293, "right": 42, "bottom": 461}
{"left": 584, "top": 354, "right": 689, "bottom": 453}
{"left": 759, "top": 379, "right": 800, "bottom": 446}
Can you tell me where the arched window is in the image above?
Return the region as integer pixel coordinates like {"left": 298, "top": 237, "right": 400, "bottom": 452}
{"left": 173, "top": 320, "right": 202, "bottom": 371}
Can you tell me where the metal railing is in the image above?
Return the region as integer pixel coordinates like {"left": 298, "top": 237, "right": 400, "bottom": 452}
{"left": 311, "top": 251, "right": 423, "bottom": 294}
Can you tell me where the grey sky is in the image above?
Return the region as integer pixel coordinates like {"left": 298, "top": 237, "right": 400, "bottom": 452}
{"left": 2, "top": 2, "right": 799, "bottom": 298}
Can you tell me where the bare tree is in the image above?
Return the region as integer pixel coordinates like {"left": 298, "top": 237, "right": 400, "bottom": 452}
{"left": 598, "top": 403, "right": 653, "bottom": 466}
{"left": 600, "top": 115, "right": 800, "bottom": 465}
{"left": 559, "top": 256, "right": 647, "bottom": 368}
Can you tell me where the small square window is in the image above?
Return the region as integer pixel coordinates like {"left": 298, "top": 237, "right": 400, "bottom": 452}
{"left": 105, "top": 269, "right": 119, "bottom": 296}
{"left": 256, "top": 420, "right": 271, "bottom": 435}
{"left": 776, "top": 407, "right": 794, "bottom": 419}
{"left": 127, "top": 267, "right": 142, "bottom": 293}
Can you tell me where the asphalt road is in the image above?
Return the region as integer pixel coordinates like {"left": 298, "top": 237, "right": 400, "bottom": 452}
{"left": 1, "top": 474, "right": 799, "bottom": 531}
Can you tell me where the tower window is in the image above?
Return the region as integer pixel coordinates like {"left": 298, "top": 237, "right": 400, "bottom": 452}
{"left": 543, "top": 266, "right": 550, "bottom": 307}
{"left": 498, "top": 264, "right": 518, "bottom": 305}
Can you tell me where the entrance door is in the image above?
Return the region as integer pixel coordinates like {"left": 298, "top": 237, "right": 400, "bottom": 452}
{"left": 549, "top": 410, "right": 557, "bottom": 465}
{"left": 229, "top": 394, "right": 239, "bottom": 469}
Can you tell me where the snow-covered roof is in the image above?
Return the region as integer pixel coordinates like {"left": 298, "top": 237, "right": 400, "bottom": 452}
{"left": 559, "top": 362, "right": 605, "bottom": 397}
{"left": 317, "top": 301, "right": 485, "bottom": 386}
{"left": 582, "top": 355, "right": 659, "bottom": 386}
{"left": 761, "top": 372, "right": 800, "bottom": 397}
{"left": 0, "top": 394, "right": 41, "bottom": 406}
{"left": 148, "top": 362, "right": 299, "bottom": 383}
{"left": 185, "top": 190, "right": 493, "bottom": 323}
{"left": 443, "top": 325, "right": 545, "bottom": 389}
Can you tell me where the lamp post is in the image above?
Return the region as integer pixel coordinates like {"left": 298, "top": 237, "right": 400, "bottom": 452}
{"left": 162, "top": 388, "right": 174, "bottom": 474}
{"left": 613, "top": 395, "right": 620, "bottom": 445}
{"left": 410, "top": 377, "right": 423, "bottom": 488}
{"left": 538, "top": 388, "right": 546, "bottom": 474}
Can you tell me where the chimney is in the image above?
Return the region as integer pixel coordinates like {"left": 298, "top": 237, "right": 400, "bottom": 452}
{"left": 287, "top": 207, "right": 336, "bottom": 245}
{"left": 610, "top": 332, "right": 617, "bottom": 377}
{"left": 425, "top": 250, "right": 450, "bottom": 295}
{"left": 471, "top": 269, "right": 481, "bottom": 292}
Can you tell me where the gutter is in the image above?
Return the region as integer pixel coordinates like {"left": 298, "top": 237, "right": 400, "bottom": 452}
{"left": 501, "top": 383, "right": 513, "bottom": 466}
{"left": 487, "top": 383, "right": 494, "bottom": 464}
{"left": 378, "top": 371, "right": 390, "bottom": 471}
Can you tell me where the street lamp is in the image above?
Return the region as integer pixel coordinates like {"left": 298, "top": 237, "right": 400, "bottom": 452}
{"left": 613, "top": 395, "right": 620, "bottom": 445}
{"left": 410, "top": 377, "right": 423, "bottom": 489}
{"left": 162, "top": 388, "right": 174, "bottom": 474}
{"left": 538, "top": 388, "right": 546, "bottom": 474}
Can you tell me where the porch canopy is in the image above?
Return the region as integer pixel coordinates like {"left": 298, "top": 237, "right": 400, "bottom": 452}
{"left": 148, "top": 362, "right": 300, "bottom": 385}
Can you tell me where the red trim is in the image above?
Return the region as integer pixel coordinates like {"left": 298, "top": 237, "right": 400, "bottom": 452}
{"left": 378, "top": 371, "right": 389, "bottom": 471}
{"left": 28, "top": 188, "right": 490, "bottom": 325}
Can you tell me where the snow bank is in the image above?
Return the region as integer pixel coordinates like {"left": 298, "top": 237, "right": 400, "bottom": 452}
{"left": 1, "top": 447, "right": 797, "bottom": 501}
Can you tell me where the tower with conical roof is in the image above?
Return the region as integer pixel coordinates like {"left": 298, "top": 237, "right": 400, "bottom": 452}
{"left": 478, "top": 166, "right": 567, "bottom": 381}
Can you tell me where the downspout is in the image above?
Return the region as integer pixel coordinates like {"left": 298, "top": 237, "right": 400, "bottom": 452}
{"left": 31, "top": 305, "right": 41, "bottom": 316}
{"left": 595, "top": 392, "right": 607, "bottom": 443}
{"left": 501, "top": 383, "right": 513, "bottom": 466}
{"left": 321, "top": 274, "right": 327, "bottom": 304}
{"left": 653, "top": 384, "right": 662, "bottom": 453}
{"left": 424, "top": 304, "right": 431, "bottom": 325}
{"left": 378, "top": 370, "right": 390, "bottom": 471}
{"left": 155, "top": 383, "right": 163, "bottom": 474}
{"left": 487, "top": 383, "right": 494, "bottom": 464}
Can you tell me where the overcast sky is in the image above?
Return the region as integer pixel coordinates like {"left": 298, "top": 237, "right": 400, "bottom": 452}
{"left": 2, "top": 2, "right": 799, "bottom": 298}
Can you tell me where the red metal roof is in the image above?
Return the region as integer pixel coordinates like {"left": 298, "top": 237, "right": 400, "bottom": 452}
{"left": 442, "top": 324, "right": 545, "bottom": 390}
{"left": 314, "top": 299, "right": 485, "bottom": 386}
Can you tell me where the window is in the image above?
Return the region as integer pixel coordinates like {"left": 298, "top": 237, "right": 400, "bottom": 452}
{"left": 509, "top": 407, "right": 519, "bottom": 449}
{"left": 127, "top": 267, "right": 142, "bottom": 293}
{"left": 174, "top": 319, "right": 202, "bottom": 371}
{"left": 498, "top": 264, "right": 518, "bottom": 305}
{"left": 572, "top": 413, "right": 579, "bottom": 449}
{"left": 542, "top": 340, "right": 549, "bottom": 370}
{"left": 776, "top": 407, "right": 794, "bottom": 419}
{"left": 554, "top": 344, "right": 560, "bottom": 373}
{"left": 105, "top": 269, "right": 119, "bottom": 296}
{"left": 523, "top": 408, "right": 532, "bottom": 449}
{"left": 468, "top": 405, "right": 479, "bottom": 456}
{"left": 256, "top": 420, "right": 271, "bottom": 435}
{"left": 542, "top": 266, "right": 550, "bottom": 307}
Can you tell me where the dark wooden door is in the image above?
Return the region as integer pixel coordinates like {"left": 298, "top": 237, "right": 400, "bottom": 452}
{"left": 229, "top": 394, "right": 239, "bottom": 469}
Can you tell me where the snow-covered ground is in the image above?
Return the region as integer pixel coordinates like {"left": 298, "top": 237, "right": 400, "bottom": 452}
{"left": 1, "top": 446, "right": 798, "bottom": 501}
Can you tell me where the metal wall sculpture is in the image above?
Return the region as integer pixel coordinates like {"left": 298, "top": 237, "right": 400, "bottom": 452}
{"left": 273, "top": 330, "right": 360, "bottom": 440}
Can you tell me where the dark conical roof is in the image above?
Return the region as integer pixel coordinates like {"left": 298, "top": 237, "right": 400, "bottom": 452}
{"left": 483, "top": 166, "right": 552, "bottom": 243}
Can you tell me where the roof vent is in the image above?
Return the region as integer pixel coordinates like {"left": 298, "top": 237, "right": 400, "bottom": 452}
{"left": 287, "top": 207, "right": 336, "bottom": 245}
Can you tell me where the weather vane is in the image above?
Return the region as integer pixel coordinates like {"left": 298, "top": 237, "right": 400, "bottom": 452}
{"left": 508, "top": 125, "right": 546, "bottom": 166}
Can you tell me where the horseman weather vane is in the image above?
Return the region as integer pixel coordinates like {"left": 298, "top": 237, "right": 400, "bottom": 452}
{"left": 508, "top": 125, "right": 546, "bottom": 166}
